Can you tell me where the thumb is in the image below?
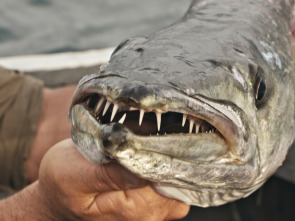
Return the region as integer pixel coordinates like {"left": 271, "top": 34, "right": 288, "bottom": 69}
{"left": 94, "top": 162, "right": 149, "bottom": 192}
{"left": 39, "top": 139, "right": 148, "bottom": 195}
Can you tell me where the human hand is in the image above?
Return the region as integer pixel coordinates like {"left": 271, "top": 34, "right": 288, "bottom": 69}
{"left": 36, "top": 139, "right": 190, "bottom": 221}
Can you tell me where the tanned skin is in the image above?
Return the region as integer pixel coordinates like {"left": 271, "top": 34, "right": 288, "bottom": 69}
{"left": 24, "top": 85, "right": 76, "bottom": 182}
{"left": 0, "top": 86, "right": 190, "bottom": 220}
{"left": 0, "top": 139, "right": 189, "bottom": 221}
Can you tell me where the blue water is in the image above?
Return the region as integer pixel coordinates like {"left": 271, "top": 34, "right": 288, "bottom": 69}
{"left": 0, "top": 0, "right": 190, "bottom": 57}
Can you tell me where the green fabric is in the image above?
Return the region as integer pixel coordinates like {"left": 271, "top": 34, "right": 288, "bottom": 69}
{"left": 0, "top": 66, "right": 43, "bottom": 190}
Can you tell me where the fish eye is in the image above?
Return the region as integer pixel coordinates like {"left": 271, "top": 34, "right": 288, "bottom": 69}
{"left": 256, "top": 78, "right": 266, "bottom": 101}
{"left": 254, "top": 70, "right": 267, "bottom": 106}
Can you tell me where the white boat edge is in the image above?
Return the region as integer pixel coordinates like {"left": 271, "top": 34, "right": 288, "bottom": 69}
{"left": 0, "top": 47, "right": 115, "bottom": 72}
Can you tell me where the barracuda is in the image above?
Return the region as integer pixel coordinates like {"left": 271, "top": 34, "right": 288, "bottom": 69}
{"left": 69, "top": 0, "right": 295, "bottom": 207}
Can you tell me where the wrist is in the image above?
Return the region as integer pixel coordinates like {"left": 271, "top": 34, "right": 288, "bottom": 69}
{"left": 0, "top": 182, "right": 58, "bottom": 221}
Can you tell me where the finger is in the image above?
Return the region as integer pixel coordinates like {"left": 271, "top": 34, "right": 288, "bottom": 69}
{"left": 93, "top": 185, "right": 190, "bottom": 221}
{"left": 39, "top": 139, "right": 148, "bottom": 194}
{"left": 93, "top": 163, "right": 149, "bottom": 192}
{"left": 163, "top": 199, "right": 190, "bottom": 221}
{"left": 125, "top": 186, "right": 190, "bottom": 221}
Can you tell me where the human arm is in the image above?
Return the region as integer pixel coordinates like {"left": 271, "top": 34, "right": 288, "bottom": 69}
{"left": 1, "top": 139, "right": 190, "bottom": 221}
{"left": 0, "top": 66, "right": 77, "bottom": 189}
{"left": 24, "top": 85, "right": 77, "bottom": 182}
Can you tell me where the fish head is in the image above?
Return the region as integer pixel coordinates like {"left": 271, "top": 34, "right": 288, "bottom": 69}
{"left": 69, "top": 21, "right": 295, "bottom": 207}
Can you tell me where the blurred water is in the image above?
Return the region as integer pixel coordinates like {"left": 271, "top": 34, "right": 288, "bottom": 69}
{"left": 0, "top": 0, "right": 190, "bottom": 57}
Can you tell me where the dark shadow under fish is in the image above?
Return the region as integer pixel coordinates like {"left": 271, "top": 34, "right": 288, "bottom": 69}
{"left": 69, "top": 0, "right": 295, "bottom": 207}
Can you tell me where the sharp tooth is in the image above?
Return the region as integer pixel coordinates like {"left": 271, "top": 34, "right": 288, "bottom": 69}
{"left": 189, "top": 119, "right": 194, "bottom": 133}
{"left": 86, "top": 97, "right": 90, "bottom": 106}
{"left": 182, "top": 114, "right": 187, "bottom": 127}
{"left": 195, "top": 124, "right": 200, "bottom": 133}
{"left": 110, "top": 104, "right": 119, "bottom": 122}
{"left": 102, "top": 101, "right": 111, "bottom": 116}
{"left": 156, "top": 112, "right": 162, "bottom": 131}
{"left": 95, "top": 97, "right": 106, "bottom": 114}
{"left": 139, "top": 109, "right": 144, "bottom": 126}
{"left": 118, "top": 113, "right": 127, "bottom": 124}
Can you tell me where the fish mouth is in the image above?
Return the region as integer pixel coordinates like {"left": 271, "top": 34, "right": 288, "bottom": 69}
{"left": 70, "top": 87, "right": 251, "bottom": 164}
{"left": 80, "top": 94, "right": 221, "bottom": 137}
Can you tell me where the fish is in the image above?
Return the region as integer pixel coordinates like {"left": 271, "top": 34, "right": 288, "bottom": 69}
{"left": 69, "top": 0, "right": 295, "bottom": 207}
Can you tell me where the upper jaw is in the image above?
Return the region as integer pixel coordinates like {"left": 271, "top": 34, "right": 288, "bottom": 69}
{"left": 70, "top": 83, "right": 252, "bottom": 163}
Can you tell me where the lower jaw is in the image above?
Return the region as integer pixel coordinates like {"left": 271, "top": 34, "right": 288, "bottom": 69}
{"left": 71, "top": 104, "right": 230, "bottom": 164}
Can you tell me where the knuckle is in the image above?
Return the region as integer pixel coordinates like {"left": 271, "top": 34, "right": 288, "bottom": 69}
{"left": 95, "top": 165, "right": 120, "bottom": 190}
{"left": 167, "top": 200, "right": 190, "bottom": 220}
{"left": 122, "top": 199, "right": 138, "bottom": 220}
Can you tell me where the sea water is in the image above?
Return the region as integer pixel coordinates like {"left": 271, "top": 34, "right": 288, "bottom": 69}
{"left": 0, "top": 0, "right": 189, "bottom": 57}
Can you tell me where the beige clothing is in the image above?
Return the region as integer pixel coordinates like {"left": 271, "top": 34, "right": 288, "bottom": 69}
{"left": 0, "top": 66, "right": 43, "bottom": 192}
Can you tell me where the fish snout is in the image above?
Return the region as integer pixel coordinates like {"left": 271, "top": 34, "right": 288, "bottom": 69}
{"left": 101, "top": 123, "right": 128, "bottom": 154}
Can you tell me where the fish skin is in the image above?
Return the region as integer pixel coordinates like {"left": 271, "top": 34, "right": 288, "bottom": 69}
{"left": 70, "top": 0, "right": 295, "bottom": 207}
